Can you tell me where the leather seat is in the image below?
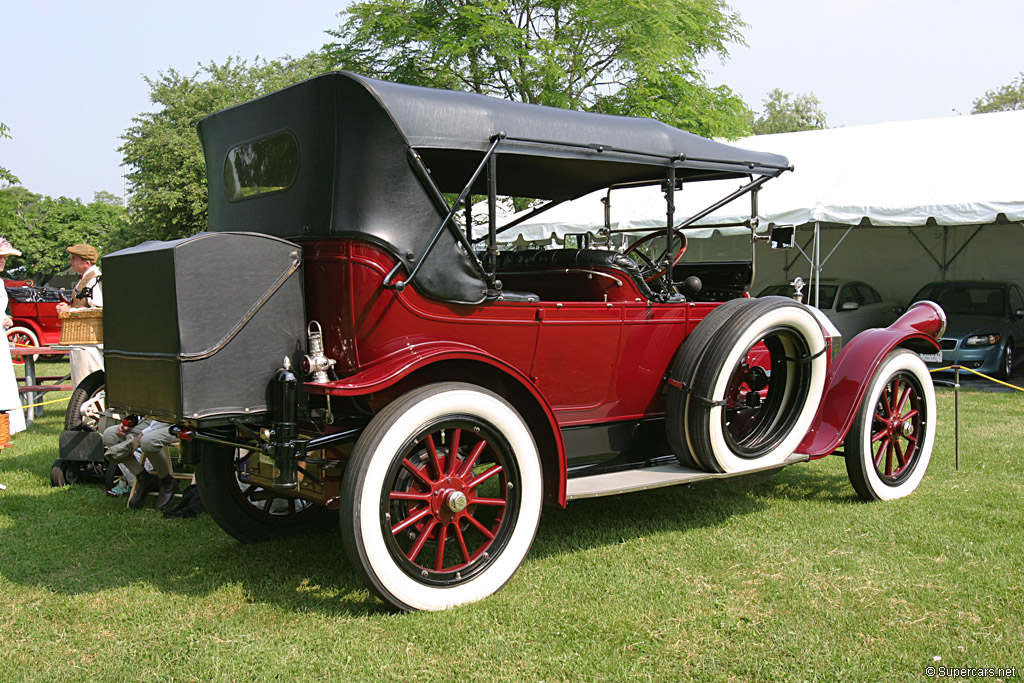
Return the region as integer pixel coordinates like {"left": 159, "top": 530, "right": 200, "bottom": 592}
{"left": 493, "top": 249, "right": 658, "bottom": 300}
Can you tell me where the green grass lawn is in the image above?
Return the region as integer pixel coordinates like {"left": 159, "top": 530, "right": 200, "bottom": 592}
{"left": 1, "top": 374, "right": 1022, "bottom": 682}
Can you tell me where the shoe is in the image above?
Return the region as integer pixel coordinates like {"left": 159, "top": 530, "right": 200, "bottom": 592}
{"left": 106, "top": 482, "right": 131, "bottom": 497}
{"left": 128, "top": 472, "right": 158, "bottom": 509}
{"left": 154, "top": 475, "right": 178, "bottom": 511}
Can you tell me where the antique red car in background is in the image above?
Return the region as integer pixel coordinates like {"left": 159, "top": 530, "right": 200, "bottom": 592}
{"left": 4, "top": 278, "right": 68, "bottom": 363}
{"left": 101, "top": 72, "right": 945, "bottom": 611}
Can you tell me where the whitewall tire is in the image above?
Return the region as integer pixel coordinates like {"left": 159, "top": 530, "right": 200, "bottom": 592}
{"left": 340, "top": 383, "right": 543, "bottom": 611}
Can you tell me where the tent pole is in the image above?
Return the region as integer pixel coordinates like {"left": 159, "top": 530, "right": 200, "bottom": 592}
{"left": 814, "top": 221, "right": 821, "bottom": 308}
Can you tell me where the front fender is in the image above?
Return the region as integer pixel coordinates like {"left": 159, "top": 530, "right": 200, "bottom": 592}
{"left": 798, "top": 301, "right": 945, "bottom": 456}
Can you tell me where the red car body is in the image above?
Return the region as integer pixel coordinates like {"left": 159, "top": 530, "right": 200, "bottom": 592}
{"left": 4, "top": 278, "right": 67, "bottom": 361}
{"left": 102, "top": 72, "right": 945, "bottom": 611}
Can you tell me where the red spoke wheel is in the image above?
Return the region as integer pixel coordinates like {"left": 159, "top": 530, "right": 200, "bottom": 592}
{"left": 845, "top": 349, "right": 935, "bottom": 501}
{"left": 341, "top": 383, "right": 542, "bottom": 611}
{"left": 7, "top": 326, "right": 39, "bottom": 365}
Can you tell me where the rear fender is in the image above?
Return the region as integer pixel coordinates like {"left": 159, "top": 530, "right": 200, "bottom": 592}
{"left": 305, "top": 341, "right": 567, "bottom": 506}
{"left": 798, "top": 301, "right": 945, "bottom": 457}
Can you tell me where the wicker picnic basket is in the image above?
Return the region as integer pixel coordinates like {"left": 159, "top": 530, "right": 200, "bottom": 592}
{"left": 59, "top": 308, "right": 104, "bottom": 345}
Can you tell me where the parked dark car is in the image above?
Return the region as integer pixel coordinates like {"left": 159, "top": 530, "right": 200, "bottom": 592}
{"left": 910, "top": 280, "right": 1024, "bottom": 379}
{"left": 98, "top": 72, "right": 945, "bottom": 611}
{"left": 757, "top": 278, "right": 902, "bottom": 343}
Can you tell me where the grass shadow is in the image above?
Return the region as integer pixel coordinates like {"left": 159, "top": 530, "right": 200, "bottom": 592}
{"left": 1, "top": 436, "right": 862, "bottom": 617}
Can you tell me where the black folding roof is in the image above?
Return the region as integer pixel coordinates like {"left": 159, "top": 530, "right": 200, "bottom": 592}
{"left": 198, "top": 71, "right": 790, "bottom": 304}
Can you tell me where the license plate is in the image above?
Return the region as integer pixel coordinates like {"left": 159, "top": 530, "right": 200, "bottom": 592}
{"left": 920, "top": 352, "right": 941, "bottom": 363}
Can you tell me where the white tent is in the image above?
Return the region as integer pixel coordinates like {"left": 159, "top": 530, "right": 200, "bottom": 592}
{"left": 502, "top": 110, "right": 1024, "bottom": 302}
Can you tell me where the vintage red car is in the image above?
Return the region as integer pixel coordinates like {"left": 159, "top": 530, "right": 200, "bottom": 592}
{"left": 5, "top": 278, "right": 68, "bottom": 363}
{"left": 101, "top": 72, "right": 945, "bottom": 611}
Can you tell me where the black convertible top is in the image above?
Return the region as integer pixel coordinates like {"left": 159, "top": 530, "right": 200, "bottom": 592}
{"left": 198, "top": 71, "right": 789, "bottom": 303}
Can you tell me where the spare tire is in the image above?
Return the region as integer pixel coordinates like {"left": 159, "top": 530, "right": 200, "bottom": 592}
{"left": 685, "top": 296, "right": 828, "bottom": 473}
{"left": 665, "top": 297, "right": 757, "bottom": 469}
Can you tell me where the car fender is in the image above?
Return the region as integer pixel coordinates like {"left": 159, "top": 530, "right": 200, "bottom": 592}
{"left": 798, "top": 301, "right": 945, "bottom": 457}
{"left": 10, "top": 318, "right": 42, "bottom": 339}
{"left": 305, "top": 340, "right": 568, "bottom": 505}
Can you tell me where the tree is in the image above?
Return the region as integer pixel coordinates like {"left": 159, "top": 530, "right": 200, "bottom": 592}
{"left": 0, "top": 188, "right": 129, "bottom": 280}
{"left": 972, "top": 71, "right": 1024, "bottom": 113}
{"left": 324, "top": 0, "right": 753, "bottom": 138}
{"left": 0, "top": 121, "right": 19, "bottom": 187}
{"left": 751, "top": 88, "right": 828, "bottom": 135}
{"left": 119, "top": 53, "right": 331, "bottom": 245}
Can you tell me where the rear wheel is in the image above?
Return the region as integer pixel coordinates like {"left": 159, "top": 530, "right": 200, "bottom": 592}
{"left": 844, "top": 349, "right": 935, "bottom": 501}
{"left": 340, "top": 383, "right": 543, "bottom": 611}
{"left": 7, "top": 326, "right": 38, "bottom": 365}
{"left": 195, "top": 438, "right": 334, "bottom": 543}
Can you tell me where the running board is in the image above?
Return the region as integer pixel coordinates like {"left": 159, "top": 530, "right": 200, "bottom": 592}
{"left": 565, "top": 454, "right": 810, "bottom": 500}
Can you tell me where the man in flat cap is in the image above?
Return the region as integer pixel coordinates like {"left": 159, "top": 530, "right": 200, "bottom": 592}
{"left": 57, "top": 243, "right": 104, "bottom": 389}
{"left": 56, "top": 243, "right": 103, "bottom": 312}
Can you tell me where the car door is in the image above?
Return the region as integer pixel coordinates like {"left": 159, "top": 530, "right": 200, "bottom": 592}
{"left": 856, "top": 282, "right": 893, "bottom": 329}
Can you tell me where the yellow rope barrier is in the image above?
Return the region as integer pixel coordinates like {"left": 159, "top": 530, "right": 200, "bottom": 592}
{"left": 3, "top": 395, "right": 71, "bottom": 412}
{"left": 929, "top": 365, "right": 1024, "bottom": 392}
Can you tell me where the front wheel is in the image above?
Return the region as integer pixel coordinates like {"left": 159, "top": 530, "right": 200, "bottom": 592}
{"left": 844, "top": 349, "right": 936, "bottom": 501}
{"left": 999, "top": 341, "right": 1013, "bottom": 380}
{"left": 340, "top": 383, "right": 543, "bottom": 612}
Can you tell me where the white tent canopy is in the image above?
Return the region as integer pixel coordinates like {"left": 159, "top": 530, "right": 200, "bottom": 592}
{"left": 501, "top": 110, "right": 1024, "bottom": 301}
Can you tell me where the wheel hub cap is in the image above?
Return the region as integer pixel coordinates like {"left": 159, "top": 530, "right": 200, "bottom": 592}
{"left": 445, "top": 490, "right": 468, "bottom": 513}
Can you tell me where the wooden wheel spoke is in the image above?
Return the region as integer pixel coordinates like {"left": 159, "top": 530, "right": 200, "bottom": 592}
{"left": 467, "top": 464, "right": 503, "bottom": 489}
{"left": 405, "top": 518, "right": 438, "bottom": 563}
{"left": 872, "top": 437, "right": 890, "bottom": 468}
{"left": 433, "top": 523, "right": 449, "bottom": 572}
{"left": 401, "top": 458, "right": 433, "bottom": 487}
{"left": 463, "top": 512, "right": 496, "bottom": 540}
{"left": 895, "top": 382, "right": 913, "bottom": 414}
{"left": 457, "top": 440, "right": 488, "bottom": 479}
{"left": 893, "top": 439, "right": 907, "bottom": 468}
{"left": 423, "top": 435, "right": 443, "bottom": 480}
{"left": 446, "top": 428, "right": 462, "bottom": 476}
{"left": 871, "top": 426, "right": 889, "bottom": 443}
{"left": 454, "top": 522, "right": 471, "bottom": 563}
{"left": 391, "top": 504, "right": 432, "bottom": 535}
{"left": 468, "top": 496, "right": 506, "bottom": 507}
{"left": 390, "top": 490, "right": 431, "bottom": 502}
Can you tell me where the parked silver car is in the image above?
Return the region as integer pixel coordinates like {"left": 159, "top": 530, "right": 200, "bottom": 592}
{"left": 757, "top": 278, "right": 902, "bottom": 342}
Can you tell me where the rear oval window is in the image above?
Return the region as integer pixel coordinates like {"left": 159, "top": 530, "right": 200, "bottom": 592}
{"left": 223, "top": 132, "right": 298, "bottom": 200}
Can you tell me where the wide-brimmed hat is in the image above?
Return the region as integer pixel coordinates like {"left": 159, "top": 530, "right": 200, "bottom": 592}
{"left": 66, "top": 243, "right": 99, "bottom": 262}
{"left": 0, "top": 237, "right": 22, "bottom": 257}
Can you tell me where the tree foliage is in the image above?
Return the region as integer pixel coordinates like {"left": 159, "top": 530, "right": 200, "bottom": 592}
{"left": 119, "top": 54, "right": 331, "bottom": 245}
{"left": 972, "top": 71, "right": 1024, "bottom": 113}
{"left": 0, "top": 122, "right": 19, "bottom": 187}
{"left": 750, "top": 88, "right": 828, "bottom": 135}
{"left": 0, "top": 187, "right": 128, "bottom": 281}
{"left": 324, "top": 0, "right": 753, "bottom": 138}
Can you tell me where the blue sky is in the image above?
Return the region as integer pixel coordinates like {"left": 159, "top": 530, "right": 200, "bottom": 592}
{"left": 2, "top": 0, "right": 1022, "bottom": 203}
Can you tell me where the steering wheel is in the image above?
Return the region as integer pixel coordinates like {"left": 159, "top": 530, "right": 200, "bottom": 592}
{"left": 623, "top": 230, "right": 688, "bottom": 284}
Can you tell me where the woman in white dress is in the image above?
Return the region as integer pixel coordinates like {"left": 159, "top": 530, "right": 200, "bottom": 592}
{"left": 0, "top": 237, "right": 26, "bottom": 434}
